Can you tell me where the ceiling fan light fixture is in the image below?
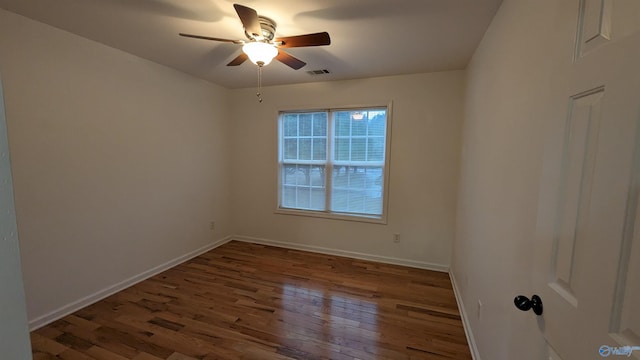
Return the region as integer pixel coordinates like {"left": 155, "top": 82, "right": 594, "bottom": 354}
{"left": 242, "top": 42, "right": 278, "bottom": 66}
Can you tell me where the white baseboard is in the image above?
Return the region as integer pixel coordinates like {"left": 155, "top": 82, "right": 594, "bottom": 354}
{"left": 28, "top": 235, "right": 233, "bottom": 331}
{"left": 232, "top": 235, "right": 449, "bottom": 272}
{"left": 449, "top": 270, "right": 481, "bottom": 360}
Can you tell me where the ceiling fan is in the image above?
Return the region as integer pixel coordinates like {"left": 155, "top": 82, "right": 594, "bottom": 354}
{"left": 179, "top": 4, "right": 331, "bottom": 70}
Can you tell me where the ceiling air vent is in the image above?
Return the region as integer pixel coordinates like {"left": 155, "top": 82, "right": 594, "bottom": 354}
{"left": 306, "top": 69, "right": 331, "bottom": 76}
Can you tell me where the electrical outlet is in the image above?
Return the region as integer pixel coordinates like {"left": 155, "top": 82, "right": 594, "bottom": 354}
{"left": 209, "top": 221, "right": 215, "bottom": 230}
{"left": 477, "top": 299, "right": 483, "bottom": 320}
{"left": 393, "top": 233, "right": 400, "bottom": 243}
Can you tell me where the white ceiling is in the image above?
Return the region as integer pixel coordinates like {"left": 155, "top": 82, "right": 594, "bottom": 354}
{"left": 0, "top": 0, "right": 502, "bottom": 89}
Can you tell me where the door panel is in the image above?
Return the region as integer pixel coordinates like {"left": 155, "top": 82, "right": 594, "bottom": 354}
{"left": 0, "top": 78, "right": 32, "bottom": 356}
{"left": 550, "top": 87, "right": 604, "bottom": 308}
{"left": 576, "top": 0, "right": 640, "bottom": 58}
{"left": 535, "top": 0, "right": 640, "bottom": 359}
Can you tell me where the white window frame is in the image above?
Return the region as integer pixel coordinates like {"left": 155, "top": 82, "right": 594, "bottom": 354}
{"left": 276, "top": 103, "right": 392, "bottom": 224}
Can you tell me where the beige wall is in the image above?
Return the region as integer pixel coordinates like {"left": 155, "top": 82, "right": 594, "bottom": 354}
{"left": 0, "top": 9, "right": 233, "bottom": 325}
{"left": 452, "top": 0, "right": 561, "bottom": 358}
{"left": 229, "top": 72, "right": 464, "bottom": 269}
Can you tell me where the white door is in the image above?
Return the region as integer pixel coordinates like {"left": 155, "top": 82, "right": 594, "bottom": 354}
{"left": 0, "top": 77, "right": 32, "bottom": 357}
{"left": 533, "top": 0, "right": 640, "bottom": 359}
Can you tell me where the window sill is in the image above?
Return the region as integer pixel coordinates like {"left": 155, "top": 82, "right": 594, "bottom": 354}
{"left": 274, "top": 208, "right": 388, "bottom": 225}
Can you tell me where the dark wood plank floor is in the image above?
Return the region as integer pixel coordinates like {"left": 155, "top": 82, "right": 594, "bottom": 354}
{"left": 31, "top": 241, "right": 471, "bottom": 360}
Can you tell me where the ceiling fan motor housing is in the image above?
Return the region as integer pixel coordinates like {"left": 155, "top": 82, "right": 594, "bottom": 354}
{"left": 245, "top": 16, "right": 276, "bottom": 42}
{"left": 179, "top": 4, "right": 330, "bottom": 70}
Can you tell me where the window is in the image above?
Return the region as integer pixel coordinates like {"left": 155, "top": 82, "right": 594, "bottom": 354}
{"left": 278, "top": 106, "right": 390, "bottom": 221}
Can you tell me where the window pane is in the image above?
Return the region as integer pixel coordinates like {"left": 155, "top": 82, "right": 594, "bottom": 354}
{"left": 367, "top": 137, "right": 384, "bottom": 161}
{"left": 299, "top": 114, "right": 312, "bottom": 136}
{"left": 349, "top": 168, "right": 366, "bottom": 188}
{"left": 335, "top": 138, "right": 350, "bottom": 161}
{"left": 351, "top": 138, "right": 366, "bottom": 161}
{"left": 313, "top": 138, "right": 326, "bottom": 160}
{"left": 282, "top": 186, "right": 296, "bottom": 208}
{"left": 365, "top": 196, "right": 382, "bottom": 215}
{"left": 335, "top": 113, "right": 350, "bottom": 136}
{"left": 297, "top": 187, "right": 311, "bottom": 209}
{"left": 333, "top": 166, "right": 348, "bottom": 187}
{"left": 283, "top": 165, "right": 297, "bottom": 185}
{"left": 331, "top": 188, "right": 348, "bottom": 212}
{"left": 368, "top": 112, "right": 386, "bottom": 136}
{"left": 299, "top": 139, "right": 312, "bottom": 160}
{"left": 284, "top": 115, "right": 298, "bottom": 137}
{"left": 352, "top": 117, "right": 366, "bottom": 136}
{"left": 281, "top": 165, "right": 325, "bottom": 211}
{"left": 284, "top": 139, "right": 297, "bottom": 160}
{"left": 310, "top": 165, "right": 325, "bottom": 186}
{"left": 331, "top": 166, "right": 383, "bottom": 216}
{"left": 313, "top": 113, "right": 327, "bottom": 136}
{"left": 348, "top": 191, "right": 365, "bottom": 213}
{"left": 311, "top": 188, "right": 325, "bottom": 209}
{"left": 296, "top": 165, "right": 310, "bottom": 186}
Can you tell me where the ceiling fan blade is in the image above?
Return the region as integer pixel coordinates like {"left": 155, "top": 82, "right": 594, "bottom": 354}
{"left": 227, "top": 53, "right": 248, "bottom": 66}
{"left": 275, "top": 32, "right": 331, "bottom": 48}
{"left": 276, "top": 50, "right": 306, "bottom": 70}
{"left": 233, "top": 4, "right": 262, "bottom": 38}
{"left": 179, "top": 33, "right": 243, "bottom": 44}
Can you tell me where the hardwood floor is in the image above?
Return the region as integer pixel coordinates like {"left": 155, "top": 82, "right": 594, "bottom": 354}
{"left": 31, "top": 241, "right": 471, "bottom": 360}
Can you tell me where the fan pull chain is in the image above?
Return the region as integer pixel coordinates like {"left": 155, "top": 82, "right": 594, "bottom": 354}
{"left": 257, "top": 65, "right": 263, "bottom": 103}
